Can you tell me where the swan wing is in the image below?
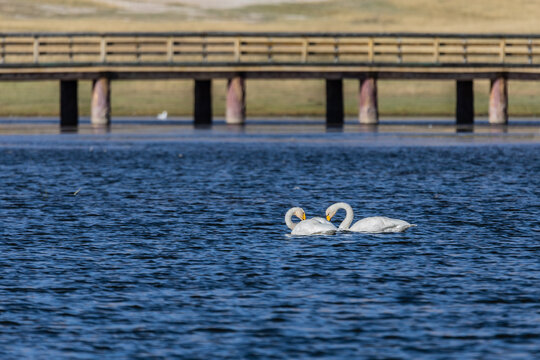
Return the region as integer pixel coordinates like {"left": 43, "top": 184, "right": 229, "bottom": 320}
{"left": 312, "top": 216, "right": 334, "bottom": 225}
{"left": 349, "top": 216, "right": 415, "bottom": 233}
{"left": 292, "top": 218, "right": 337, "bottom": 235}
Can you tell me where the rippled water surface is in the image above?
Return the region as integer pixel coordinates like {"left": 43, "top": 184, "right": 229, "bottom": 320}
{"left": 1, "top": 128, "right": 540, "bottom": 359}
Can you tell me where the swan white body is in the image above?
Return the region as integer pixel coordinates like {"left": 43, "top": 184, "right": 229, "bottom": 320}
{"left": 326, "top": 202, "right": 415, "bottom": 233}
{"left": 285, "top": 207, "right": 337, "bottom": 236}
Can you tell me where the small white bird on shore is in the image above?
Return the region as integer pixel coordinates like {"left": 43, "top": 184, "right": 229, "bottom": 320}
{"left": 157, "top": 110, "right": 168, "bottom": 120}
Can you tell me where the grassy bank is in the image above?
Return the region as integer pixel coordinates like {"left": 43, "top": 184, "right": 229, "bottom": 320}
{"left": 1, "top": 0, "right": 540, "bottom": 117}
{"left": 3, "top": 79, "right": 540, "bottom": 118}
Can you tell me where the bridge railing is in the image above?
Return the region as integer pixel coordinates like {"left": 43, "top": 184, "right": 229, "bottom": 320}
{"left": 1, "top": 32, "right": 540, "bottom": 66}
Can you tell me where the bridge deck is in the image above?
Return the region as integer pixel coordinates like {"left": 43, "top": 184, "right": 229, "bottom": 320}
{"left": 1, "top": 32, "right": 540, "bottom": 80}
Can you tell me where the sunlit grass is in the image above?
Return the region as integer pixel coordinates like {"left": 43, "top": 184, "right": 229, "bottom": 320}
{"left": 2, "top": 79, "right": 539, "bottom": 117}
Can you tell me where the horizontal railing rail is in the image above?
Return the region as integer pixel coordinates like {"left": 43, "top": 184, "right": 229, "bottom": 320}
{"left": 1, "top": 32, "right": 540, "bottom": 66}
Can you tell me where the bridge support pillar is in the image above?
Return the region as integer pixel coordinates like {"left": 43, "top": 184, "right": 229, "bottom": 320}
{"left": 91, "top": 77, "right": 111, "bottom": 127}
{"left": 359, "top": 77, "right": 378, "bottom": 124}
{"left": 489, "top": 77, "right": 508, "bottom": 125}
{"left": 226, "top": 76, "right": 245, "bottom": 125}
{"left": 194, "top": 79, "right": 212, "bottom": 127}
{"left": 326, "top": 79, "right": 344, "bottom": 127}
{"left": 456, "top": 80, "right": 474, "bottom": 126}
{"left": 60, "top": 80, "right": 78, "bottom": 129}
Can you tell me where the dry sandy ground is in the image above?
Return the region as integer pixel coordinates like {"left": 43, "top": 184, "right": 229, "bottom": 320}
{"left": 93, "top": 0, "right": 323, "bottom": 12}
{"left": 0, "top": 0, "right": 326, "bottom": 17}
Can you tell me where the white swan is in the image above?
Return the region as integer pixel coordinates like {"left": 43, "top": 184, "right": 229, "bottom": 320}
{"left": 325, "top": 202, "right": 415, "bottom": 233}
{"left": 285, "top": 207, "right": 337, "bottom": 236}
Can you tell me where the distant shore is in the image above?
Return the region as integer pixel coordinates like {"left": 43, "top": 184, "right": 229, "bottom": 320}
{"left": 2, "top": 0, "right": 540, "bottom": 118}
{"left": 1, "top": 0, "right": 538, "bottom": 33}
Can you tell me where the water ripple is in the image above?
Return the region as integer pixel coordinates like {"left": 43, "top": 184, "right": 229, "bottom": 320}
{"left": 0, "top": 139, "right": 539, "bottom": 359}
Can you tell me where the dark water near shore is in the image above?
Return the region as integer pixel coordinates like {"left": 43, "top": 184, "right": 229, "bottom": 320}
{"left": 1, "top": 128, "right": 540, "bottom": 359}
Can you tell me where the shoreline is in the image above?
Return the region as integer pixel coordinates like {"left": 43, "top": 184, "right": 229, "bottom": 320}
{"left": 1, "top": 116, "right": 540, "bottom": 123}
{"left": 0, "top": 117, "right": 538, "bottom": 143}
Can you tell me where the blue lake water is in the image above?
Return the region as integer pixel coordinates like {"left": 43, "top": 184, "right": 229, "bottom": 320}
{"left": 1, "top": 125, "right": 540, "bottom": 359}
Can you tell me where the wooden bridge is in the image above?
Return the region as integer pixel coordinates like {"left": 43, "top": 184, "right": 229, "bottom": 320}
{"left": 2, "top": 32, "right": 540, "bottom": 128}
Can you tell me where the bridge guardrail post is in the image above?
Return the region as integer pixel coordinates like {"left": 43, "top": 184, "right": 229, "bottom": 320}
{"left": 167, "top": 37, "right": 173, "bottom": 63}
{"left": 234, "top": 38, "right": 241, "bottom": 62}
{"left": 100, "top": 36, "right": 107, "bottom": 63}
{"left": 301, "top": 38, "right": 308, "bottom": 63}
{"left": 334, "top": 37, "right": 339, "bottom": 63}
{"left": 368, "top": 37, "right": 374, "bottom": 63}
{"left": 527, "top": 38, "right": 533, "bottom": 64}
{"left": 462, "top": 39, "right": 468, "bottom": 64}
{"left": 268, "top": 37, "right": 273, "bottom": 63}
{"left": 397, "top": 38, "right": 402, "bottom": 64}
{"left": 68, "top": 36, "right": 74, "bottom": 63}
{"left": 0, "top": 36, "right": 4, "bottom": 64}
{"left": 135, "top": 35, "right": 140, "bottom": 63}
{"left": 499, "top": 39, "right": 506, "bottom": 63}
{"left": 202, "top": 35, "right": 208, "bottom": 63}
{"left": 433, "top": 37, "right": 439, "bottom": 63}
{"left": 33, "top": 35, "right": 39, "bottom": 64}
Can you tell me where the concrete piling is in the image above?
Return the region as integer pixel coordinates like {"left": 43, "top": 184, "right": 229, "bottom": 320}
{"left": 91, "top": 77, "right": 111, "bottom": 127}
{"left": 359, "top": 78, "right": 378, "bottom": 124}
{"left": 60, "top": 80, "right": 78, "bottom": 129}
{"left": 326, "top": 79, "right": 344, "bottom": 127}
{"left": 194, "top": 79, "right": 212, "bottom": 127}
{"left": 456, "top": 80, "right": 474, "bottom": 126}
{"left": 489, "top": 77, "right": 508, "bottom": 125}
{"left": 226, "top": 76, "right": 246, "bottom": 125}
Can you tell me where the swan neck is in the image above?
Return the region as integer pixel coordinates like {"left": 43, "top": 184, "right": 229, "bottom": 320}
{"left": 339, "top": 203, "right": 354, "bottom": 230}
{"left": 285, "top": 208, "right": 297, "bottom": 230}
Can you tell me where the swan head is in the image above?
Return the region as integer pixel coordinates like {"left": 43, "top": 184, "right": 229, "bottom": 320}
{"left": 326, "top": 204, "right": 338, "bottom": 221}
{"left": 294, "top": 207, "right": 306, "bottom": 221}
{"left": 326, "top": 202, "right": 350, "bottom": 221}
{"left": 285, "top": 207, "right": 307, "bottom": 231}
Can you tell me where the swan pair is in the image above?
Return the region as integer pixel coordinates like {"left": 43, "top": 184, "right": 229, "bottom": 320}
{"left": 285, "top": 202, "right": 415, "bottom": 236}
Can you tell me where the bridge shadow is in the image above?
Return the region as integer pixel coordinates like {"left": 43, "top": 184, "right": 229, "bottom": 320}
{"left": 489, "top": 124, "right": 508, "bottom": 134}
{"left": 224, "top": 124, "right": 246, "bottom": 133}
{"left": 456, "top": 124, "right": 474, "bottom": 133}
{"left": 60, "top": 126, "right": 78, "bottom": 134}
{"left": 358, "top": 124, "right": 379, "bottom": 133}
{"left": 455, "top": 124, "right": 508, "bottom": 134}
{"left": 326, "top": 123, "right": 343, "bottom": 132}
{"left": 91, "top": 125, "right": 111, "bottom": 134}
{"left": 194, "top": 124, "right": 212, "bottom": 130}
{"left": 326, "top": 123, "right": 379, "bottom": 133}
